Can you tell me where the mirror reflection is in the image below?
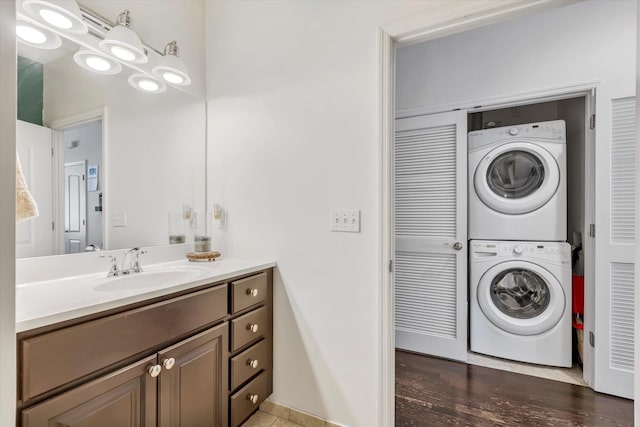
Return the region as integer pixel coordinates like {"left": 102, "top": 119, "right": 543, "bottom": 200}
{"left": 16, "top": 7, "right": 205, "bottom": 259}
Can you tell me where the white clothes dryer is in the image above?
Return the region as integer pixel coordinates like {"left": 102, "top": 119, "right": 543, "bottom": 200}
{"left": 470, "top": 240, "right": 572, "bottom": 367}
{"left": 468, "top": 120, "right": 567, "bottom": 241}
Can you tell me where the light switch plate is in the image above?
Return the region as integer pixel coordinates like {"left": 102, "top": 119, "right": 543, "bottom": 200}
{"left": 330, "top": 209, "right": 360, "bottom": 233}
{"left": 112, "top": 213, "right": 127, "bottom": 227}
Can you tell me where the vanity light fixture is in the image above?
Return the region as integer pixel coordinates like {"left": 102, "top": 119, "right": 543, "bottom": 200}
{"left": 22, "top": 0, "right": 88, "bottom": 34}
{"left": 152, "top": 41, "right": 191, "bottom": 86}
{"left": 128, "top": 74, "right": 166, "bottom": 94}
{"left": 74, "top": 49, "right": 122, "bottom": 75}
{"left": 16, "top": 20, "right": 62, "bottom": 49}
{"left": 99, "top": 10, "right": 147, "bottom": 64}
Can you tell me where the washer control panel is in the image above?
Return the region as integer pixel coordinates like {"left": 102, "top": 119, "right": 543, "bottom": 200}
{"left": 471, "top": 240, "right": 571, "bottom": 263}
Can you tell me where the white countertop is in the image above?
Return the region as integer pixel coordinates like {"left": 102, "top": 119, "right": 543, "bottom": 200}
{"left": 16, "top": 258, "right": 276, "bottom": 333}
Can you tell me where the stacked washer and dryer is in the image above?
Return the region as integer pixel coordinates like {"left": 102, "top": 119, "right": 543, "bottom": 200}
{"left": 468, "top": 120, "right": 572, "bottom": 367}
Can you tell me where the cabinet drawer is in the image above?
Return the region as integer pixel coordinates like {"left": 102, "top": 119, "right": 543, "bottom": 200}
{"left": 230, "top": 339, "right": 269, "bottom": 390}
{"left": 230, "top": 306, "right": 268, "bottom": 352}
{"left": 231, "top": 273, "right": 267, "bottom": 314}
{"left": 230, "top": 371, "right": 270, "bottom": 427}
{"left": 20, "top": 284, "right": 227, "bottom": 402}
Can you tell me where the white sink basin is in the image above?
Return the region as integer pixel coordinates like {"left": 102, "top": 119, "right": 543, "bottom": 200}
{"left": 93, "top": 265, "right": 210, "bottom": 292}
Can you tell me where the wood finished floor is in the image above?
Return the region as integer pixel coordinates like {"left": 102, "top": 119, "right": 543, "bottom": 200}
{"left": 396, "top": 350, "right": 633, "bottom": 427}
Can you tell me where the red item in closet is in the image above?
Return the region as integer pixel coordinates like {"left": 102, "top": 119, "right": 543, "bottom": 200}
{"left": 572, "top": 274, "right": 584, "bottom": 330}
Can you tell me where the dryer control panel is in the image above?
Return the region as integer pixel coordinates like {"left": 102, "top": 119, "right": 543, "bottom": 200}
{"left": 468, "top": 119, "right": 566, "bottom": 151}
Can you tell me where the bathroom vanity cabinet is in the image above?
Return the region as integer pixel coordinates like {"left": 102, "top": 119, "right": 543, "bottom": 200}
{"left": 17, "top": 268, "right": 273, "bottom": 427}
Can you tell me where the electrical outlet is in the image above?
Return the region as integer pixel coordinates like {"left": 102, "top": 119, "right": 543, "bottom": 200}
{"left": 112, "top": 213, "right": 127, "bottom": 227}
{"left": 330, "top": 209, "right": 360, "bottom": 233}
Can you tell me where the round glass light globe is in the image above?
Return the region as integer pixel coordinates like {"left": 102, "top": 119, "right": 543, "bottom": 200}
{"left": 39, "top": 9, "right": 72, "bottom": 29}
{"left": 85, "top": 56, "right": 111, "bottom": 72}
{"left": 162, "top": 71, "right": 184, "bottom": 84}
{"left": 110, "top": 46, "right": 136, "bottom": 62}
{"left": 16, "top": 25, "right": 46, "bottom": 44}
{"left": 138, "top": 79, "right": 159, "bottom": 92}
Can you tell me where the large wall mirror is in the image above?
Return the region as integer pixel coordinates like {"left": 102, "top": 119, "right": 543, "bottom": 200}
{"left": 15, "top": 1, "right": 205, "bottom": 259}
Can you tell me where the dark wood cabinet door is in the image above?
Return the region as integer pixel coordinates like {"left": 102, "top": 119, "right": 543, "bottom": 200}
{"left": 158, "top": 322, "right": 229, "bottom": 427}
{"left": 22, "top": 355, "right": 157, "bottom": 427}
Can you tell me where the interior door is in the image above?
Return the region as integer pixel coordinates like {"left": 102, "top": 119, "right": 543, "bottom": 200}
{"left": 64, "top": 161, "right": 86, "bottom": 254}
{"left": 394, "top": 110, "right": 468, "bottom": 362}
{"left": 593, "top": 96, "right": 636, "bottom": 398}
{"left": 15, "top": 120, "right": 53, "bottom": 258}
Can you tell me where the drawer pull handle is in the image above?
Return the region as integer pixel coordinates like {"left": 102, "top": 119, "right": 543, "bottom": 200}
{"left": 246, "top": 288, "right": 259, "bottom": 297}
{"left": 162, "top": 358, "right": 176, "bottom": 370}
{"left": 248, "top": 359, "right": 259, "bottom": 369}
{"left": 148, "top": 365, "right": 162, "bottom": 378}
{"left": 247, "top": 323, "right": 259, "bottom": 333}
{"left": 247, "top": 393, "right": 259, "bottom": 404}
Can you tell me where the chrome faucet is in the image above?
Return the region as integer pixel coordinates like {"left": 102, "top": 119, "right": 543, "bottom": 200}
{"left": 100, "top": 255, "right": 121, "bottom": 277}
{"left": 121, "top": 247, "right": 147, "bottom": 275}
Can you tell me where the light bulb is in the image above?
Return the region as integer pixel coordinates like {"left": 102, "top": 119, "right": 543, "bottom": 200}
{"left": 85, "top": 56, "right": 111, "bottom": 72}
{"left": 39, "top": 9, "right": 72, "bottom": 29}
{"left": 110, "top": 46, "right": 136, "bottom": 62}
{"left": 16, "top": 25, "right": 47, "bottom": 44}
{"left": 138, "top": 79, "right": 159, "bottom": 92}
{"left": 162, "top": 71, "right": 184, "bottom": 84}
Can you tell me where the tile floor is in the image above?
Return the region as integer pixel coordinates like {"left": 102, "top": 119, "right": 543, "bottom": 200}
{"left": 241, "top": 410, "right": 301, "bottom": 427}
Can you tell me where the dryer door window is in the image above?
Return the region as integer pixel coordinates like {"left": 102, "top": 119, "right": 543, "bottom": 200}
{"left": 490, "top": 268, "right": 550, "bottom": 319}
{"left": 487, "top": 151, "right": 545, "bottom": 199}
{"left": 474, "top": 142, "right": 560, "bottom": 215}
{"left": 477, "top": 260, "right": 566, "bottom": 336}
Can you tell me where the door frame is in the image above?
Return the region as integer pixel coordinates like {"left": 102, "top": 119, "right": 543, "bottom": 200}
{"left": 378, "top": 2, "right": 604, "bottom": 425}
{"left": 49, "top": 108, "right": 108, "bottom": 253}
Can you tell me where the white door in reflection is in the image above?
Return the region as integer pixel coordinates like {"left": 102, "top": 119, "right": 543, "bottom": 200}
{"left": 64, "top": 161, "right": 86, "bottom": 254}
{"left": 16, "top": 120, "right": 54, "bottom": 258}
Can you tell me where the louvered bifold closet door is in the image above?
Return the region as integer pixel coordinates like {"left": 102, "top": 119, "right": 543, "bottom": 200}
{"left": 394, "top": 110, "right": 467, "bottom": 362}
{"left": 594, "top": 97, "right": 636, "bottom": 399}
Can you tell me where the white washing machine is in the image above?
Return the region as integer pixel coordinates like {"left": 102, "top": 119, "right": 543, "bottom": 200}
{"left": 468, "top": 120, "right": 567, "bottom": 241}
{"left": 470, "top": 240, "right": 572, "bottom": 367}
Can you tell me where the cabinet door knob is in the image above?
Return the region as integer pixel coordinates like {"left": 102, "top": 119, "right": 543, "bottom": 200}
{"left": 246, "top": 288, "right": 259, "bottom": 297}
{"left": 247, "top": 359, "right": 259, "bottom": 369}
{"left": 247, "top": 393, "right": 259, "bottom": 404}
{"left": 453, "top": 242, "right": 463, "bottom": 251}
{"left": 247, "top": 323, "right": 259, "bottom": 333}
{"left": 148, "top": 364, "right": 162, "bottom": 378}
{"left": 162, "top": 357, "right": 176, "bottom": 370}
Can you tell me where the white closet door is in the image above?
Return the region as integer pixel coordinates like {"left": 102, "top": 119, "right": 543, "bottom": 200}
{"left": 16, "top": 120, "right": 53, "bottom": 258}
{"left": 594, "top": 97, "right": 636, "bottom": 398}
{"left": 394, "top": 110, "right": 467, "bottom": 362}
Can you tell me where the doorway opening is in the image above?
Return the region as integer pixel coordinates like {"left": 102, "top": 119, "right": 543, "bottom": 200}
{"left": 383, "top": 0, "right": 637, "bottom": 425}
{"left": 50, "top": 113, "right": 106, "bottom": 255}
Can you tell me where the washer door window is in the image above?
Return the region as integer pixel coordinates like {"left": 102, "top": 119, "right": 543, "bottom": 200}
{"left": 474, "top": 142, "right": 560, "bottom": 214}
{"left": 490, "top": 269, "right": 550, "bottom": 319}
{"left": 477, "top": 261, "right": 566, "bottom": 336}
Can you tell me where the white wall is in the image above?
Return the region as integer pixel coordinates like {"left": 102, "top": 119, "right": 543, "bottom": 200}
{"left": 204, "top": 1, "right": 488, "bottom": 426}
{"left": 0, "top": 1, "right": 16, "bottom": 424}
{"left": 396, "top": 0, "right": 636, "bottom": 114}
